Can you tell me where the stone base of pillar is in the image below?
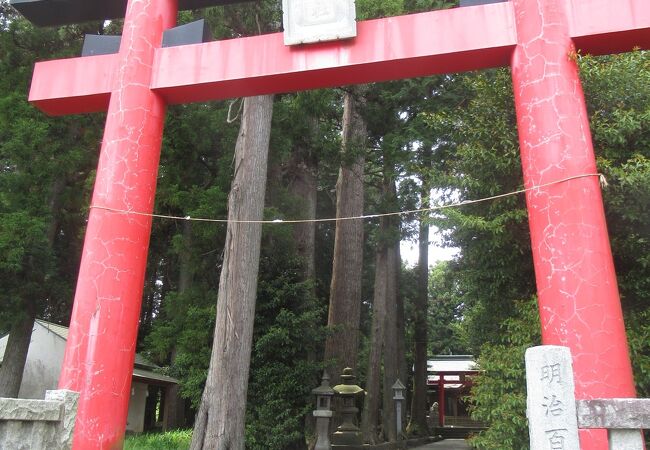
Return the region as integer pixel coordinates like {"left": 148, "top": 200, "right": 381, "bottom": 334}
{"left": 0, "top": 389, "right": 79, "bottom": 449}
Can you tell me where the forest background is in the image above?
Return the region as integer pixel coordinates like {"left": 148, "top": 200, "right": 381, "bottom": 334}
{"left": 0, "top": 0, "right": 648, "bottom": 449}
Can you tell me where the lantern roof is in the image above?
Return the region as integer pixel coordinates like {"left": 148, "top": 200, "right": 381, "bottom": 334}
{"left": 312, "top": 371, "right": 335, "bottom": 396}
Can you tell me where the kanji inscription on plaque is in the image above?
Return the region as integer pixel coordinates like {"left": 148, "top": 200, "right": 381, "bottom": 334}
{"left": 282, "top": 0, "right": 356, "bottom": 45}
{"left": 525, "top": 346, "right": 580, "bottom": 450}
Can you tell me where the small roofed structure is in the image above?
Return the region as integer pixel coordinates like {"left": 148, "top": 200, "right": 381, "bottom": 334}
{"left": 0, "top": 320, "right": 178, "bottom": 433}
{"left": 426, "top": 355, "right": 482, "bottom": 430}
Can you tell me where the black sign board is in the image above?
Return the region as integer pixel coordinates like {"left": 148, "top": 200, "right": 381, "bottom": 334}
{"left": 162, "top": 19, "right": 212, "bottom": 48}
{"left": 10, "top": 0, "right": 254, "bottom": 27}
{"left": 81, "top": 34, "right": 122, "bottom": 57}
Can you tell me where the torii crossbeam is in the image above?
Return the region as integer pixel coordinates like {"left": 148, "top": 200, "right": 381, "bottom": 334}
{"left": 17, "top": 0, "right": 650, "bottom": 448}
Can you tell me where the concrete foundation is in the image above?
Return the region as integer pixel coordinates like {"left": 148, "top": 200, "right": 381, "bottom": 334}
{"left": 0, "top": 389, "right": 78, "bottom": 450}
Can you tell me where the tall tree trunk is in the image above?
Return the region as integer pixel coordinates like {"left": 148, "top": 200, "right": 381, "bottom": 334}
{"left": 190, "top": 94, "right": 274, "bottom": 450}
{"left": 289, "top": 145, "right": 318, "bottom": 281}
{"left": 382, "top": 218, "right": 399, "bottom": 442}
{"left": 0, "top": 312, "right": 35, "bottom": 398}
{"left": 394, "top": 240, "right": 408, "bottom": 427}
{"left": 408, "top": 149, "right": 432, "bottom": 436}
{"left": 323, "top": 86, "right": 368, "bottom": 384}
{"left": 363, "top": 174, "right": 402, "bottom": 444}
{"left": 362, "top": 243, "right": 389, "bottom": 444}
{"left": 164, "top": 220, "right": 192, "bottom": 430}
{"left": 286, "top": 117, "right": 319, "bottom": 450}
{"left": 392, "top": 174, "right": 407, "bottom": 414}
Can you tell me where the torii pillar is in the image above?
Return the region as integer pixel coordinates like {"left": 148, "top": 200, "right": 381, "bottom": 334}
{"left": 511, "top": 0, "right": 639, "bottom": 447}
{"left": 15, "top": 0, "right": 650, "bottom": 448}
{"left": 56, "top": 1, "right": 177, "bottom": 448}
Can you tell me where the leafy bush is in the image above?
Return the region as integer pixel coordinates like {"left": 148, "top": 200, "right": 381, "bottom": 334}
{"left": 468, "top": 297, "right": 540, "bottom": 450}
{"left": 244, "top": 246, "right": 327, "bottom": 450}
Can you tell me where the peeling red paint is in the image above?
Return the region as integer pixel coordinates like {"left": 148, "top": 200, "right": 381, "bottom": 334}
{"left": 57, "top": 1, "right": 178, "bottom": 449}
{"left": 510, "top": 1, "right": 637, "bottom": 449}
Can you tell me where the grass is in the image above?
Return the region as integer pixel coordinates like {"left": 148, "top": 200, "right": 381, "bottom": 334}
{"left": 123, "top": 429, "right": 192, "bottom": 450}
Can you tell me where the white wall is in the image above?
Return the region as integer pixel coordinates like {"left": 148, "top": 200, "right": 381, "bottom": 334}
{"left": 18, "top": 324, "right": 67, "bottom": 399}
{"left": 126, "top": 381, "right": 148, "bottom": 433}
{"left": 0, "top": 336, "right": 7, "bottom": 363}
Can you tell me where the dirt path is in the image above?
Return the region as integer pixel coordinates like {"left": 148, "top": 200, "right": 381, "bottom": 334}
{"left": 410, "top": 439, "right": 471, "bottom": 450}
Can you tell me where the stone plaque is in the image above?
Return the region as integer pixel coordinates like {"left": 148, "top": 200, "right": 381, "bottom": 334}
{"left": 525, "top": 346, "right": 580, "bottom": 450}
{"left": 282, "top": 0, "right": 357, "bottom": 46}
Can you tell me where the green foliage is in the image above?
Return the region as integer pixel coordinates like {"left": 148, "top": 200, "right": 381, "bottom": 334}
{"left": 626, "top": 308, "right": 650, "bottom": 398}
{"left": 356, "top": 0, "right": 404, "bottom": 19}
{"left": 123, "top": 430, "right": 192, "bottom": 450}
{"left": 140, "top": 100, "right": 234, "bottom": 370}
{"left": 422, "top": 68, "right": 534, "bottom": 353}
{"left": 428, "top": 261, "right": 468, "bottom": 355}
{"left": 0, "top": 212, "right": 51, "bottom": 325}
{"left": 0, "top": 9, "right": 104, "bottom": 329}
{"left": 468, "top": 297, "right": 540, "bottom": 450}
{"left": 356, "top": 0, "right": 456, "bottom": 19}
{"left": 202, "top": 0, "right": 282, "bottom": 37}
{"left": 244, "top": 227, "right": 327, "bottom": 450}
{"left": 146, "top": 288, "right": 217, "bottom": 408}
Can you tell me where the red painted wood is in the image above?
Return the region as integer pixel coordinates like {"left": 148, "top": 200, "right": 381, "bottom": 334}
{"left": 438, "top": 374, "right": 445, "bottom": 428}
{"left": 28, "top": 54, "right": 117, "bottom": 115}
{"left": 30, "top": 0, "right": 649, "bottom": 115}
{"left": 510, "top": 1, "right": 638, "bottom": 449}
{"left": 569, "top": 0, "right": 650, "bottom": 56}
{"left": 56, "top": 0, "right": 177, "bottom": 448}
{"left": 151, "top": 3, "right": 516, "bottom": 104}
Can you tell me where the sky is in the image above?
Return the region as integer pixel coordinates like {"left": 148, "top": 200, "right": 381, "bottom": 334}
{"left": 400, "top": 225, "right": 459, "bottom": 267}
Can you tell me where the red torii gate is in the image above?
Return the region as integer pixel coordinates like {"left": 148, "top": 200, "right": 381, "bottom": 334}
{"left": 20, "top": 0, "right": 650, "bottom": 448}
{"left": 429, "top": 370, "right": 481, "bottom": 428}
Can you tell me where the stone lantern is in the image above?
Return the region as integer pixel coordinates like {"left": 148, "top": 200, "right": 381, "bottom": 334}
{"left": 312, "top": 371, "right": 335, "bottom": 450}
{"left": 392, "top": 379, "right": 406, "bottom": 437}
{"left": 332, "top": 368, "right": 365, "bottom": 446}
